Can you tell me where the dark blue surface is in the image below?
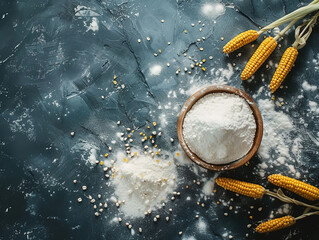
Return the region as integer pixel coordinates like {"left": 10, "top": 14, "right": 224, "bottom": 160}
{"left": 1, "top": 0, "right": 319, "bottom": 239}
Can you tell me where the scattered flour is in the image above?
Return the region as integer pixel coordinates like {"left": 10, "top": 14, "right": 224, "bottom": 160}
{"left": 86, "top": 17, "right": 99, "bottom": 32}
{"left": 309, "top": 101, "right": 319, "bottom": 113}
{"left": 276, "top": 204, "right": 291, "bottom": 215}
{"left": 150, "top": 64, "right": 162, "bottom": 76}
{"left": 183, "top": 93, "right": 256, "bottom": 164}
{"left": 202, "top": 179, "right": 216, "bottom": 195}
{"left": 182, "top": 237, "right": 197, "bottom": 240}
{"left": 185, "top": 64, "right": 234, "bottom": 95}
{"left": 70, "top": 140, "right": 99, "bottom": 166}
{"left": 5, "top": 107, "right": 36, "bottom": 141}
{"left": 258, "top": 99, "right": 293, "bottom": 160}
{"left": 197, "top": 219, "right": 207, "bottom": 233}
{"left": 302, "top": 81, "right": 317, "bottom": 91}
{"left": 74, "top": 5, "right": 100, "bottom": 17}
{"left": 257, "top": 99, "right": 302, "bottom": 176}
{"left": 201, "top": 3, "right": 225, "bottom": 18}
{"left": 112, "top": 151, "right": 177, "bottom": 217}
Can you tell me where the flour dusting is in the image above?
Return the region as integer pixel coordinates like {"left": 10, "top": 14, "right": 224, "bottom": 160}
{"left": 150, "top": 64, "right": 163, "bottom": 76}
{"left": 112, "top": 151, "right": 177, "bottom": 217}
{"left": 201, "top": 3, "right": 225, "bottom": 18}
{"left": 257, "top": 99, "right": 302, "bottom": 176}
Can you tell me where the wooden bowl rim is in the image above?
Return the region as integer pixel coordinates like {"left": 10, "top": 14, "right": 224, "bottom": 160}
{"left": 177, "top": 85, "right": 263, "bottom": 171}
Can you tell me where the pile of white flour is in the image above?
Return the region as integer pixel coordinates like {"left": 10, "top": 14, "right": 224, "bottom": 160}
{"left": 112, "top": 152, "right": 177, "bottom": 217}
{"left": 183, "top": 93, "right": 256, "bottom": 164}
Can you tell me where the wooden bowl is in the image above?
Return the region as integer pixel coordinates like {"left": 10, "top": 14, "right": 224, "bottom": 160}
{"left": 177, "top": 85, "right": 263, "bottom": 171}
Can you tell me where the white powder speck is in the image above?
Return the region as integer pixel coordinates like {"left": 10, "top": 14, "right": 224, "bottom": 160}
{"left": 197, "top": 219, "right": 207, "bottom": 233}
{"left": 71, "top": 140, "right": 99, "bottom": 166}
{"left": 214, "top": 63, "right": 234, "bottom": 81}
{"left": 86, "top": 17, "right": 99, "bottom": 32}
{"left": 201, "top": 3, "right": 225, "bottom": 18}
{"left": 182, "top": 237, "right": 197, "bottom": 240}
{"left": 87, "top": 149, "right": 98, "bottom": 165}
{"left": 74, "top": 5, "right": 100, "bottom": 17}
{"left": 309, "top": 101, "right": 319, "bottom": 113}
{"left": 202, "top": 179, "right": 216, "bottom": 195}
{"left": 292, "top": 137, "right": 302, "bottom": 159}
{"left": 183, "top": 93, "right": 256, "bottom": 164}
{"left": 112, "top": 151, "right": 177, "bottom": 217}
{"left": 277, "top": 204, "right": 290, "bottom": 215}
{"left": 150, "top": 64, "right": 162, "bottom": 76}
{"left": 302, "top": 81, "right": 317, "bottom": 91}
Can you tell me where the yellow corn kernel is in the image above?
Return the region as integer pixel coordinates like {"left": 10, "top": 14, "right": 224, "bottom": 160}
{"left": 255, "top": 216, "right": 295, "bottom": 233}
{"left": 215, "top": 177, "right": 265, "bottom": 199}
{"left": 268, "top": 174, "right": 319, "bottom": 201}
{"left": 270, "top": 47, "right": 298, "bottom": 93}
{"left": 104, "top": 153, "right": 108, "bottom": 158}
{"left": 100, "top": 161, "right": 104, "bottom": 166}
{"left": 201, "top": 67, "right": 206, "bottom": 72}
{"left": 223, "top": 30, "right": 259, "bottom": 54}
{"left": 140, "top": 132, "right": 143, "bottom": 135}
{"left": 153, "top": 122, "right": 157, "bottom": 126}
{"left": 113, "top": 80, "right": 117, "bottom": 85}
{"left": 241, "top": 37, "right": 277, "bottom": 80}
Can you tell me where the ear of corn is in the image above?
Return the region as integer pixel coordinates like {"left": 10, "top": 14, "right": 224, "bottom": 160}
{"left": 241, "top": 37, "right": 277, "bottom": 80}
{"left": 255, "top": 215, "right": 295, "bottom": 233}
{"left": 223, "top": 30, "right": 259, "bottom": 54}
{"left": 270, "top": 47, "right": 298, "bottom": 93}
{"left": 268, "top": 174, "right": 319, "bottom": 201}
{"left": 215, "top": 177, "right": 265, "bottom": 199}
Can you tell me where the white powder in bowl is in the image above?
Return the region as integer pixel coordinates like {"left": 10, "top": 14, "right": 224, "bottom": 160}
{"left": 112, "top": 152, "right": 177, "bottom": 217}
{"left": 182, "top": 93, "right": 256, "bottom": 164}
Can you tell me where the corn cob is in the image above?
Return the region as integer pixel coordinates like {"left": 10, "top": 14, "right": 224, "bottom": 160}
{"left": 255, "top": 215, "right": 295, "bottom": 233}
{"left": 223, "top": 30, "right": 259, "bottom": 54}
{"left": 270, "top": 47, "right": 298, "bottom": 93}
{"left": 241, "top": 37, "right": 277, "bottom": 80}
{"left": 268, "top": 174, "right": 319, "bottom": 201}
{"left": 215, "top": 177, "right": 265, "bottom": 199}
